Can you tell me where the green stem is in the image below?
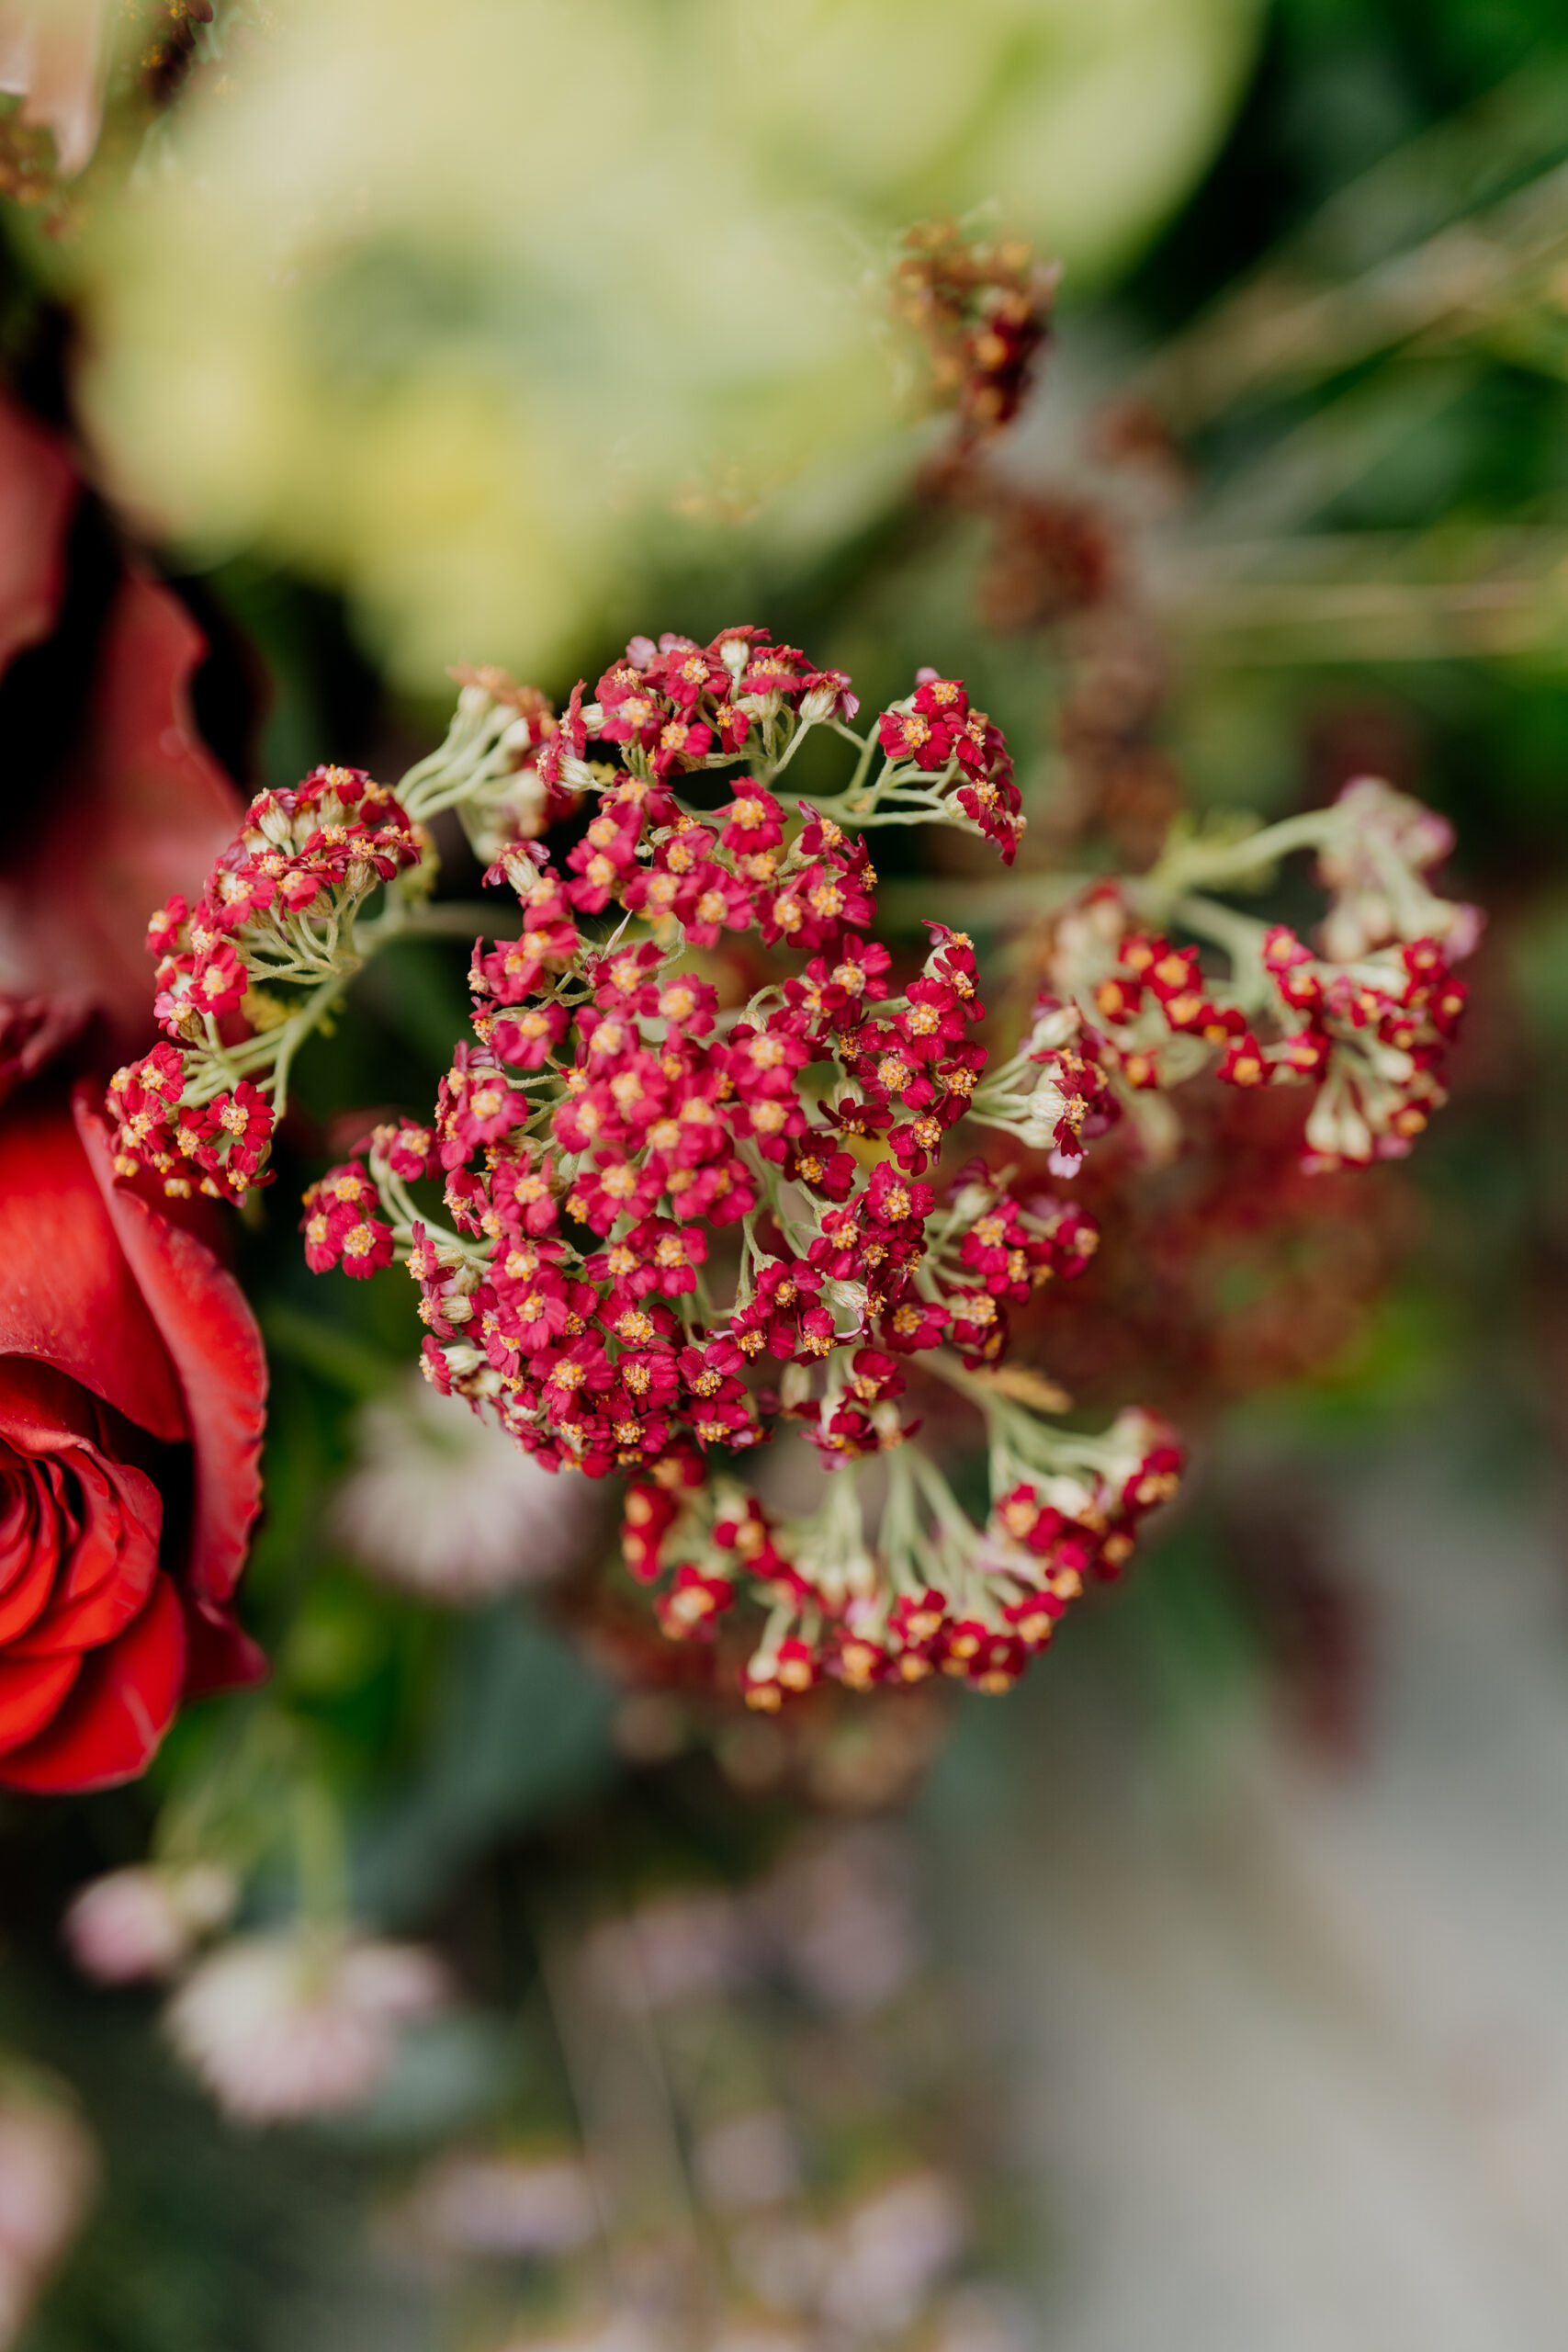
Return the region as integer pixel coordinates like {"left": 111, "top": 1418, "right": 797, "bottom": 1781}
{"left": 290, "top": 1779, "right": 347, "bottom": 1930}
{"left": 1138, "top": 807, "right": 1341, "bottom": 908}
{"left": 763, "top": 718, "right": 816, "bottom": 787}
{"left": 270, "top": 969, "right": 353, "bottom": 1118}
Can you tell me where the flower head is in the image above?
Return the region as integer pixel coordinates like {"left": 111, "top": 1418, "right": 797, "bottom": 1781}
{"left": 164, "top": 1930, "right": 448, "bottom": 2125}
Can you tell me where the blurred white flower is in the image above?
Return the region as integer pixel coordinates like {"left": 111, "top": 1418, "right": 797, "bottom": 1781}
{"left": 694, "top": 2110, "right": 800, "bottom": 2213}
{"left": 0, "top": 0, "right": 106, "bottom": 175}
{"left": 409, "top": 2149, "right": 599, "bottom": 2257}
{"left": 62, "top": 1862, "right": 237, "bottom": 1984}
{"left": 0, "top": 2091, "right": 97, "bottom": 2350}
{"left": 334, "top": 1373, "right": 598, "bottom": 1601}
{"left": 765, "top": 1826, "right": 919, "bottom": 2017}
{"left": 499, "top": 2321, "right": 663, "bottom": 2352}
{"left": 164, "top": 1929, "right": 448, "bottom": 2125}
{"left": 819, "top": 2173, "right": 967, "bottom": 2336}
{"left": 585, "top": 1892, "right": 754, "bottom": 2015}
{"left": 66, "top": 0, "right": 1261, "bottom": 691}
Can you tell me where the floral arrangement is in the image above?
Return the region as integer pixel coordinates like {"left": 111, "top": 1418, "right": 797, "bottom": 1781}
{"left": 99, "top": 624, "right": 1476, "bottom": 1736}
{"left": 0, "top": 14, "right": 1545, "bottom": 2336}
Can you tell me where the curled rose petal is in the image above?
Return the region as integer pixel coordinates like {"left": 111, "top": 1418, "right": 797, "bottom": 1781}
{"left": 75, "top": 1091, "right": 265, "bottom": 1646}
{"left": 0, "top": 1565, "right": 185, "bottom": 1795}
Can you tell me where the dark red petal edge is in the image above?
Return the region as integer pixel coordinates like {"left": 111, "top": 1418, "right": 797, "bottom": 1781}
{"left": 0, "top": 1095, "right": 187, "bottom": 1442}
{"left": 73, "top": 1091, "right": 268, "bottom": 1690}
{"left": 0, "top": 395, "right": 75, "bottom": 676}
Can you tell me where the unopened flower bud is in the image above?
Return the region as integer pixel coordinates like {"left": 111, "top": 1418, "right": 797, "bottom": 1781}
{"left": 1026, "top": 1000, "right": 1080, "bottom": 1056}
{"left": 1305, "top": 1081, "right": 1371, "bottom": 1164}
{"left": 1018, "top": 1079, "right": 1068, "bottom": 1149}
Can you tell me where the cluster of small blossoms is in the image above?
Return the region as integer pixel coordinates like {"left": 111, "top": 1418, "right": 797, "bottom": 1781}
{"left": 298, "top": 626, "right": 1175, "bottom": 1706}
{"left": 102, "top": 676, "right": 594, "bottom": 1206}
{"left": 969, "top": 776, "right": 1478, "bottom": 1174}
{"left": 875, "top": 673, "right": 1024, "bottom": 862}
{"left": 893, "top": 218, "right": 1059, "bottom": 436}
{"left": 648, "top": 1397, "right": 1184, "bottom": 1712}
{"left": 106, "top": 766, "right": 426, "bottom": 1201}
{"left": 436, "top": 666, "right": 584, "bottom": 863}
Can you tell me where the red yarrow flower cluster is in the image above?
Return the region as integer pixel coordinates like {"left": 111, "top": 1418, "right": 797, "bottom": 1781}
{"left": 106, "top": 1044, "right": 275, "bottom": 1207}
{"left": 876, "top": 673, "right": 1024, "bottom": 864}
{"left": 1026, "top": 780, "right": 1478, "bottom": 1176}
{"left": 1087, "top": 919, "right": 1468, "bottom": 1167}
{"left": 163, "top": 765, "right": 420, "bottom": 1024}
{"left": 300, "top": 625, "right": 1169, "bottom": 1708}
{"left": 107, "top": 766, "right": 423, "bottom": 1203}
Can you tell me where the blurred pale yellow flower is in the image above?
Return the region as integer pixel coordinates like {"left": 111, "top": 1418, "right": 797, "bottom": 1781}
{"left": 62, "top": 0, "right": 1261, "bottom": 688}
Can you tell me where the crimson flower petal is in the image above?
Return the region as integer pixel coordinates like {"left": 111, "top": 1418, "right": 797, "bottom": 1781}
{"left": 0, "top": 1568, "right": 185, "bottom": 1793}
{"left": 0, "top": 569, "right": 241, "bottom": 1051}
{"left": 75, "top": 1092, "right": 267, "bottom": 1687}
{"left": 0, "top": 1647, "right": 82, "bottom": 1759}
{"left": 0, "top": 1460, "right": 55, "bottom": 1647}
{"left": 0, "top": 396, "right": 74, "bottom": 676}
{"left": 0, "top": 1096, "right": 186, "bottom": 1441}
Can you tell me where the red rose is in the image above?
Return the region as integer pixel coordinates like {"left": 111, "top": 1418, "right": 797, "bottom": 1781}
{"left": 0, "top": 1084, "right": 266, "bottom": 1793}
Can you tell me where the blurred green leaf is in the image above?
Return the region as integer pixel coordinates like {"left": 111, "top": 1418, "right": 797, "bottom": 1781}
{"left": 352, "top": 1605, "right": 617, "bottom": 1927}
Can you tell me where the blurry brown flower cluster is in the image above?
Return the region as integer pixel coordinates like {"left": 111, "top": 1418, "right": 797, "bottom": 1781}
{"left": 894, "top": 220, "right": 1060, "bottom": 444}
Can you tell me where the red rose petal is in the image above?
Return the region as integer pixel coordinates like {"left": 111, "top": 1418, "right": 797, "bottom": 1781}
{"left": 0, "top": 1097, "right": 187, "bottom": 1442}
{"left": 178, "top": 1596, "right": 268, "bottom": 1693}
{"left": 0, "top": 395, "right": 75, "bottom": 675}
{"left": 0, "top": 1444, "right": 56, "bottom": 1647}
{"left": 75, "top": 1094, "right": 267, "bottom": 1682}
{"left": 0, "top": 1349, "right": 99, "bottom": 1448}
{"left": 0, "top": 1569, "right": 185, "bottom": 1793}
{"left": 8, "top": 1449, "right": 162, "bottom": 1657}
{"left": 0, "top": 1645, "right": 82, "bottom": 1758}
{"left": 0, "top": 569, "right": 242, "bottom": 1053}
